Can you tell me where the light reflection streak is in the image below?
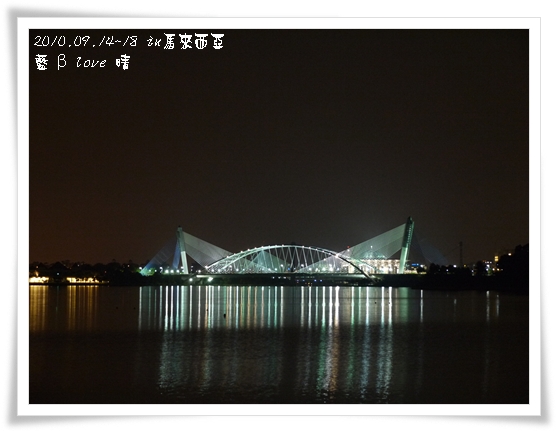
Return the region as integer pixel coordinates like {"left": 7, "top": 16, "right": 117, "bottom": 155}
{"left": 189, "top": 286, "right": 192, "bottom": 328}
{"left": 66, "top": 285, "right": 97, "bottom": 331}
{"left": 300, "top": 286, "right": 304, "bottom": 327}
{"left": 178, "top": 286, "right": 184, "bottom": 330}
{"left": 366, "top": 286, "right": 369, "bottom": 326}
{"left": 314, "top": 286, "right": 318, "bottom": 326}
{"left": 247, "top": 286, "right": 250, "bottom": 328}
{"left": 266, "top": 288, "right": 272, "bottom": 328}
{"left": 389, "top": 287, "right": 392, "bottom": 326}
{"left": 280, "top": 286, "right": 284, "bottom": 328}
{"left": 261, "top": 286, "right": 265, "bottom": 327}
{"left": 359, "top": 286, "right": 371, "bottom": 398}
{"left": 29, "top": 285, "right": 48, "bottom": 332}
{"left": 138, "top": 286, "right": 142, "bottom": 331}
{"left": 346, "top": 286, "right": 356, "bottom": 392}
{"left": 420, "top": 289, "right": 423, "bottom": 323}
{"left": 334, "top": 286, "right": 339, "bottom": 324}
{"left": 486, "top": 291, "right": 490, "bottom": 323}
{"left": 205, "top": 286, "right": 214, "bottom": 329}
{"left": 164, "top": 286, "right": 169, "bottom": 331}
{"left": 227, "top": 286, "right": 232, "bottom": 329}
{"left": 198, "top": 286, "right": 201, "bottom": 329}
{"left": 171, "top": 286, "right": 175, "bottom": 329}
{"left": 381, "top": 286, "right": 384, "bottom": 327}
{"left": 217, "top": 286, "right": 221, "bottom": 327}
{"left": 254, "top": 286, "right": 258, "bottom": 327}
{"left": 328, "top": 286, "right": 333, "bottom": 326}
{"left": 301, "top": 286, "right": 312, "bottom": 394}
{"left": 268, "top": 287, "right": 271, "bottom": 328}
{"left": 321, "top": 286, "right": 326, "bottom": 327}
{"left": 308, "top": 286, "right": 312, "bottom": 329}
{"left": 351, "top": 286, "right": 354, "bottom": 326}
{"left": 378, "top": 306, "right": 393, "bottom": 399}
{"left": 274, "top": 287, "right": 277, "bottom": 328}
{"left": 159, "top": 287, "right": 163, "bottom": 329}
{"left": 68, "top": 285, "right": 76, "bottom": 329}
{"left": 329, "top": 286, "right": 340, "bottom": 397}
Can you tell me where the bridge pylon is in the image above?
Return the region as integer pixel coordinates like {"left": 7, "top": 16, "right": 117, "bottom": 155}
{"left": 176, "top": 226, "right": 189, "bottom": 274}
{"left": 398, "top": 217, "right": 414, "bottom": 274}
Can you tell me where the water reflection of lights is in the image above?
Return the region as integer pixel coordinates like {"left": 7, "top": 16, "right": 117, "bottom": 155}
{"left": 420, "top": 289, "right": 423, "bottom": 323}
{"left": 308, "top": 286, "right": 312, "bottom": 329}
{"left": 30, "top": 284, "right": 524, "bottom": 404}
{"left": 29, "top": 285, "right": 99, "bottom": 332}
{"left": 486, "top": 290, "right": 490, "bottom": 322}
{"left": 389, "top": 286, "right": 393, "bottom": 325}
{"left": 281, "top": 286, "right": 284, "bottom": 330}
{"left": 139, "top": 285, "right": 402, "bottom": 401}
{"left": 29, "top": 285, "right": 48, "bottom": 332}
{"left": 67, "top": 285, "right": 97, "bottom": 331}
{"left": 375, "top": 285, "right": 393, "bottom": 400}
{"left": 29, "top": 285, "right": 439, "bottom": 335}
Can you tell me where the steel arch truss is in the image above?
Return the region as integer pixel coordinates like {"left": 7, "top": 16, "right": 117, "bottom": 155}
{"left": 205, "top": 245, "right": 374, "bottom": 277}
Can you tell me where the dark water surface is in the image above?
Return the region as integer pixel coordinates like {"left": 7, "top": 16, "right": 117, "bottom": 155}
{"left": 29, "top": 285, "right": 529, "bottom": 404}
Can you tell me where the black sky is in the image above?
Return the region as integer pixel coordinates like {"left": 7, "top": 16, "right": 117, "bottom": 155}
{"left": 29, "top": 29, "right": 529, "bottom": 265}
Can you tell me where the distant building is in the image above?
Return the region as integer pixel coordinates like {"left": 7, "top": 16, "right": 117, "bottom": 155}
{"left": 358, "top": 258, "right": 402, "bottom": 274}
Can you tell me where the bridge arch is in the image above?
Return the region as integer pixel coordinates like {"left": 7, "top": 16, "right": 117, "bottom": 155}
{"left": 205, "top": 244, "right": 374, "bottom": 277}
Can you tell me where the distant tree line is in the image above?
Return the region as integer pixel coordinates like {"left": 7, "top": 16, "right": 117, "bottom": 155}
{"left": 495, "top": 243, "right": 529, "bottom": 279}
{"left": 422, "top": 244, "right": 528, "bottom": 293}
{"left": 427, "top": 264, "right": 472, "bottom": 276}
{"left": 425, "top": 244, "right": 528, "bottom": 276}
{"left": 29, "top": 260, "right": 148, "bottom": 285}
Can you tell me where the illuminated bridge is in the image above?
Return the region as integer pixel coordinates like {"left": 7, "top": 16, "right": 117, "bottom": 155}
{"left": 206, "top": 244, "right": 373, "bottom": 276}
{"left": 140, "top": 217, "right": 447, "bottom": 280}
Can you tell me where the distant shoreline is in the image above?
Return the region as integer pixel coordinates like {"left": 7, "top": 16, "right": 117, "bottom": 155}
{"left": 29, "top": 272, "right": 528, "bottom": 294}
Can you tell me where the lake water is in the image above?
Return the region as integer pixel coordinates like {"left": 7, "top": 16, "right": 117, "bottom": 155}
{"left": 29, "top": 284, "right": 529, "bottom": 404}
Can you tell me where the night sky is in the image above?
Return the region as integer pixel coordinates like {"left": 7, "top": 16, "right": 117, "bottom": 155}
{"left": 29, "top": 29, "right": 529, "bottom": 266}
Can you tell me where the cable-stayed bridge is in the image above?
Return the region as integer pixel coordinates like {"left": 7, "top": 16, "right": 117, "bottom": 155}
{"left": 140, "top": 217, "right": 448, "bottom": 278}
